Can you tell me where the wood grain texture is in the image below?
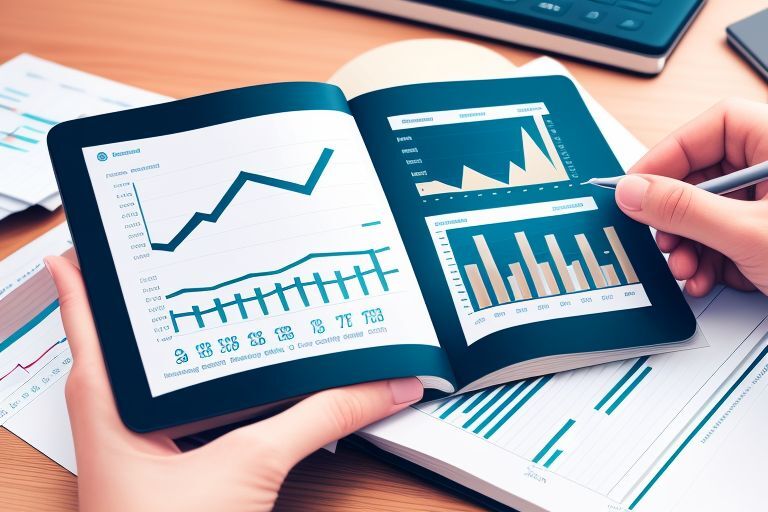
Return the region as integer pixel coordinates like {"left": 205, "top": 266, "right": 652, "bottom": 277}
{"left": 0, "top": 0, "right": 765, "bottom": 510}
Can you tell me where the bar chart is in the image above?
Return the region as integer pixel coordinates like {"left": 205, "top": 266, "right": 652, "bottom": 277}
{"left": 455, "top": 225, "right": 639, "bottom": 311}
{"left": 424, "top": 198, "right": 651, "bottom": 344}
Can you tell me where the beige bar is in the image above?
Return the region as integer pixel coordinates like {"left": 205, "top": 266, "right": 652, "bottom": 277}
{"left": 575, "top": 234, "right": 608, "bottom": 288}
{"left": 514, "top": 232, "right": 548, "bottom": 297}
{"left": 465, "top": 264, "right": 492, "bottom": 309}
{"left": 508, "top": 263, "right": 533, "bottom": 300}
{"left": 601, "top": 264, "right": 620, "bottom": 287}
{"left": 572, "top": 261, "right": 590, "bottom": 290}
{"left": 507, "top": 276, "right": 522, "bottom": 301}
{"left": 539, "top": 262, "right": 560, "bottom": 295}
{"left": 472, "top": 235, "right": 511, "bottom": 304}
{"left": 544, "top": 234, "right": 575, "bottom": 293}
{"left": 604, "top": 226, "right": 639, "bottom": 284}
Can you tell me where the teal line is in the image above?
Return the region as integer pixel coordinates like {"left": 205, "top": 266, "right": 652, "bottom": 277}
{"left": 543, "top": 449, "right": 562, "bottom": 469}
{"left": 4, "top": 86, "right": 28, "bottom": 96}
{"left": 462, "top": 385, "right": 509, "bottom": 429}
{"left": 629, "top": 343, "right": 768, "bottom": 509}
{"left": 484, "top": 375, "right": 553, "bottom": 439}
{"left": 533, "top": 419, "right": 575, "bottom": 464}
{"left": 595, "top": 356, "right": 649, "bottom": 410}
{"left": 439, "top": 394, "right": 472, "bottom": 420}
{"left": 0, "top": 300, "right": 60, "bottom": 354}
{"left": 606, "top": 366, "right": 652, "bottom": 415}
{"left": 165, "top": 248, "right": 389, "bottom": 298}
{"left": 7, "top": 133, "right": 38, "bottom": 144}
{"left": 0, "top": 93, "right": 20, "bottom": 102}
{"left": 149, "top": 147, "right": 333, "bottom": 252}
{"left": 22, "top": 124, "right": 45, "bottom": 134}
{"left": 21, "top": 112, "right": 58, "bottom": 125}
{"left": 462, "top": 388, "right": 494, "bottom": 414}
{"left": 132, "top": 183, "right": 153, "bottom": 245}
{"left": 432, "top": 399, "right": 451, "bottom": 414}
{"left": 361, "top": 221, "right": 381, "bottom": 227}
{"left": 0, "top": 141, "right": 26, "bottom": 152}
{"left": 474, "top": 380, "right": 532, "bottom": 434}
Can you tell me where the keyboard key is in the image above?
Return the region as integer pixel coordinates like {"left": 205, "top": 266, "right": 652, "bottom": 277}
{"left": 531, "top": 1, "right": 572, "bottom": 16}
{"left": 617, "top": 18, "right": 644, "bottom": 30}
{"left": 582, "top": 10, "right": 605, "bottom": 23}
{"left": 617, "top": 1, "right": 653, "bottom": 14}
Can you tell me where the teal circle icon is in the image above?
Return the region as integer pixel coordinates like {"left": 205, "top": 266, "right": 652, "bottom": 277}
{"left": 97, "top": 152, "right": 108, "bottom": 162}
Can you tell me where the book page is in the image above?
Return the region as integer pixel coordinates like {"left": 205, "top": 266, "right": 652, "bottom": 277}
{"left": 79, "top": 87, "right": 446, "bottom": 397}
{"left": 350, "top": 77, "right": 694, "bottom": 386}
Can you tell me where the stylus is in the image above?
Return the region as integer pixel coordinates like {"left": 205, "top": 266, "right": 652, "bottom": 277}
{"left": 582, "top": 160, "right": 768, "bottom": 196}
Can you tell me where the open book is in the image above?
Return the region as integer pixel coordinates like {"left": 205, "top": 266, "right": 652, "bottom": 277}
{"left": 50, "top": 74, "right": 696, "bottom": 409}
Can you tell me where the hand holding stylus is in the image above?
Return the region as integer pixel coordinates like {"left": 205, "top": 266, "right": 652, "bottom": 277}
{"left": 611, "top": 99, "right": 768, "bottom": 296}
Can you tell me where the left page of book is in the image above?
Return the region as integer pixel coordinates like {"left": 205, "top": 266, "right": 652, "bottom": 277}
{"left": 78, "top": 83, "right": 454, "bottom": 398}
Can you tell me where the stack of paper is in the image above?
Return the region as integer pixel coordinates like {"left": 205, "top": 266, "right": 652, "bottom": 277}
{"left": 0, "top": 54, "right": 169, "bottom": 220}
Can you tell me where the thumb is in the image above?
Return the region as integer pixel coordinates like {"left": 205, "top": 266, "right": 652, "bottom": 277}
{"left": 615, "top": 174, "right": 752, "bottom": 255}
{"left": 210, "top": 378, "right": 423, "bottom": 469}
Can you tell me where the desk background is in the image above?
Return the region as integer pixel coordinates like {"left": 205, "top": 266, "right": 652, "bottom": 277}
{"left": 0, "top": 0, "right": 765, "bottom": 510}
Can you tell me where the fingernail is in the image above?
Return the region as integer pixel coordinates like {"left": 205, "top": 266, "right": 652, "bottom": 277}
{"left": 389, "top": 378, "right": 423, "bottom": 405}
{"left": 616, "top": 175, "right": 649, "bottom": 212}
{"left": 43, "top": 257, "right": 53, "bottom": 276}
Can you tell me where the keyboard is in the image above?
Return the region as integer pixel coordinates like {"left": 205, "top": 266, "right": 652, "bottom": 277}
{"left": 313, "top": 0, "right": 707, "bottom": 74}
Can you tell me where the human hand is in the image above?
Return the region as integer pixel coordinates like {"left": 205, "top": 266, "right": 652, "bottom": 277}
{"left": 614, "top": 99, "right": 768, "bottom": 297}
{"left": 45, "top": 255, "right": 423, "bottom": 512}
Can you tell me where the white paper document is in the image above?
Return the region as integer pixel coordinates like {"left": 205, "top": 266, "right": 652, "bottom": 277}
{"left": 359, "top": 58, "right": 768, "bottom": 512}
{"left": 0, "top": 54, "right": 169, "bottom": 218}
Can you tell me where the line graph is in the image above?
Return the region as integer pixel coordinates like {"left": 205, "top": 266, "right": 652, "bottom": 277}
{"left": 167, "top": 247, "right": 398, "bottom": 333}
{"left": 0, "top": 336, "right": 67, "bottom": 384}
{"left": 135, "top": 147, "right": 334, "bottom": 252}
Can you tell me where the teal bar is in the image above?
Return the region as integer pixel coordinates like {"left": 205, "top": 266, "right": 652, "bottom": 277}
{"left": 353, "top": 265, "right": 369, "bottom": 295}
{"left": 21, "top": 112, "right": 58, "bottom": 125}
{"left": 473, "top": 380, "right": 532, "bottom": 434}
{"left": 533, "top": 419, "right": 576, "bottom": 464}
{"left": 439, "top": 394, "right": 472, "bottom": 420}
{"left": 463, "top": 385, "right": 510, "bottom": 429}
{"left": 191, "top": 306, "right": 205, "bottom": 328}
{"left": 213, "top": 298, "right": 227, "bottom": 322}
{"left": 462, "top": 388, "right": 494, "bottom": 414}
{"left": 334, "top": 271, "right": 349, "bottom": 299}
{"left": 4, "top": 86, "right": 28, "bottom": 96}
{"left": 606, "top": 366, "right": 652, "bottom": 415}
{"left": 0, "top": 141, "right": 26, "bottom": 152}
{"left": 233, "top": 293, "right": 248, "bottom": 320}
{"left": 0, "top": 300, "right": 59, "bottom": 353}
{"left": 431, "top": 399, "right": 451, "bottom": 414}
{"left": 484, "top": 375, "right": 553, "bottom": 439}
{"left": 595, "top": 356, "right": 649, "bottom": 410}
{"left": 8, "top": 133, "right": 38, "bottom": 144}
{"left": 22, "top": 124, "right": 45, "bottom": 134}
{"left": 294, "top": 277, "right": 309, "bottom": 307}
{"left": 274, "top": 283, "right": 289, "bottom": 311}
{"left": 361, "top": 220, "right": 381, "bottom": 227}
{"left": 0, "top": 93, "right": 20, "bottom": 102}
{"left": 630, "top": 344, "right": 768, "bottom": 509}
{"left": 313, "top": 273, "right": 329, "bottom": 303}
{"left": 543, "top": 449, "right": 563, "bottom": 468}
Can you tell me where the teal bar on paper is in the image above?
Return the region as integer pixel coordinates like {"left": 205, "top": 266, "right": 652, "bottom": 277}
{"left": 606, "top": 366, "right": 652, "bottom": 415}
{"left": 462, "top": 388, "right": 494, "bottom": 414}
{"left": 543, "top": 449, "right": 563, "bottom": 468}
{"left": 595, "top": 356, "right": 649, "bottom": 410}
{"left": 462, "top": 385, "right": 510, "bottom": 429}
{"left": 439, "top": 393, "right": 472, "bottom": 420}
{"left": 473, "top": 381, "right": 531, "bottom": 434}
{"left": 0, "top": 300, "right": 60, "bottom": 354}
{"left": 484, "top": 374, "right": 553, "bottom": 439}
{"left": 533, "top": 419, "right": 576, "bottom": 464}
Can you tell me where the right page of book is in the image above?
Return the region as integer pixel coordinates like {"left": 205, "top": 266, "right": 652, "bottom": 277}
{"left": 349, "top": 76, "right": 694, "bottom": 387}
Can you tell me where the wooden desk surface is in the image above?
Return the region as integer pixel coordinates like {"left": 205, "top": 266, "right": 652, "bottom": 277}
{"left": 0, "top": 0, "right": 765, "bottom": 510}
